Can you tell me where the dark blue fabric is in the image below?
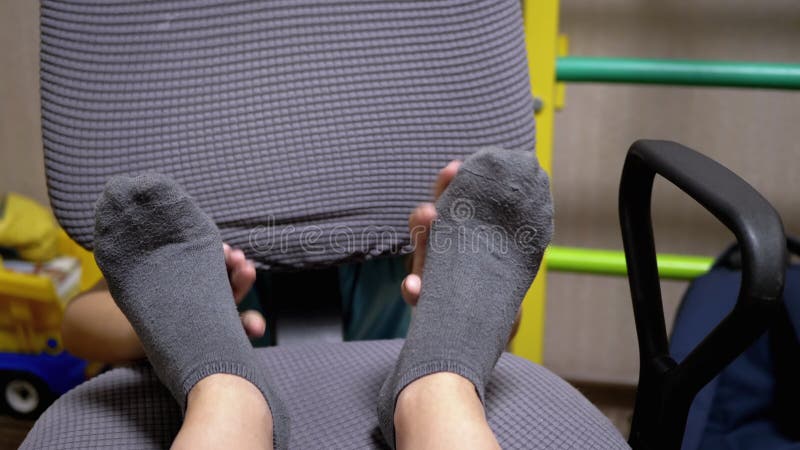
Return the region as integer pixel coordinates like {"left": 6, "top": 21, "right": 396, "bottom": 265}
{"left": 671, "top": 263, "right": 800, "bottom": 450}
{"left": 241, "top": 258, "right": 410, "bottom": 344}
{"left": 339, "top": 257, "right": 411, "bottom": 341}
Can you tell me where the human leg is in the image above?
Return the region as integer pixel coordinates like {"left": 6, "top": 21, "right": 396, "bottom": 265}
{"left": 93, "top": 173, "right": 288, "bottom": 449}
{"left": 377, "top": 148, "right": 553, "bottom": 448}
{"left": 393, "top": 372, "right": 500, "bottom": 450}
{"left": 173, "top": 374, "right": 273, "bottom": 449}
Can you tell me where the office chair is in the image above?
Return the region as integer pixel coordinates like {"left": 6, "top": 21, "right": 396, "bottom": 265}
{"left": 23, "top": 1, "right": 785, "bottom": 448}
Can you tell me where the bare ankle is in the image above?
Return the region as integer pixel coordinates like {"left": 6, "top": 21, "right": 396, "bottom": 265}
{"left": 175, "top": 374, "right": 273, "bottom": 450}
{"left": 397, "top": 373, "right": 476, "bottom": 407}
{"left": 188, "top": 373, "right": 270, "bottom": 407}
{"left": 393, "top": 372, "right": 499, "bottom": 450}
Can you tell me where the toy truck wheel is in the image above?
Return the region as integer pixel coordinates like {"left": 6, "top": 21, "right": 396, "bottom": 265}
{"left": 1, "top": 372, "right": 55, "bottom": 420}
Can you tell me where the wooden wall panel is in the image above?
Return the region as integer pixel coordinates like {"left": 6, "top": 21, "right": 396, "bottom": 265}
{"left": 545, "top": 0, "right": 800, "bottom": 383}
{"left": 0, "top": 1, "right": 46, "bottom": 205}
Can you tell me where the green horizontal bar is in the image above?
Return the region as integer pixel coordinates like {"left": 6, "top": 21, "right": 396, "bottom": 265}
{"left": 557, "top": 57, "right": 800, "bottom": 90}
{"left": 547, "top": 245, "right": 714, "bottom": 280}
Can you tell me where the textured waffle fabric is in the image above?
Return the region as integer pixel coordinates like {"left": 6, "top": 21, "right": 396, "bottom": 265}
{"left": 22, "top": 340, "right": 628, "bottom": 449}
{"left": 40, "top": 0, "right": 537, "bottom": 270}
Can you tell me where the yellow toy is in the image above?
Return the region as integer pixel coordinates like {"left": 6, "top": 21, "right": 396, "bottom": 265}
{"left": 0, "top": 193, "right": 102, "bottom": 419}
{"left": 0, "top": 193, "right": 59, "bottom": 262}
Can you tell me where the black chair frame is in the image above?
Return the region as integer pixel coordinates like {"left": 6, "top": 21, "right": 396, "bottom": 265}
{"left": 620, "top": 140, "right": 786, "bottom": 450}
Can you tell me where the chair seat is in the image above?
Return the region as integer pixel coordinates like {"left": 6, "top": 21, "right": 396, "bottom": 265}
{"left": 21, "top": 340, "right": 628, "bottom": 449}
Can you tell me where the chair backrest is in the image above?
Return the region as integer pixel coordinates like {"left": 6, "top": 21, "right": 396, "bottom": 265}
{"left": 40, "top": 0, "right": 535, "bottom": 270}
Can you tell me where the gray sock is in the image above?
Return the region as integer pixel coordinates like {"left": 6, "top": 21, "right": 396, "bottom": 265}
{"left": 93, "top": 173, "right": 289, "bottom": 449}
{"left": 377, "top": 147, "right": 554, "bottom": 446}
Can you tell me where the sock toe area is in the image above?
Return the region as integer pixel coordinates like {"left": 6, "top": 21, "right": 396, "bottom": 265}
{"left": 439, "top": 147, "right": 553, "bottom": 235}
{"left": 100, "top": 173, "right": 186, "bottom": 210}
{"left": 94, "top": 172, "right": 217, "bottom": 256}
{"left": 459, "top": 147, "right": 548, "bottom": 193}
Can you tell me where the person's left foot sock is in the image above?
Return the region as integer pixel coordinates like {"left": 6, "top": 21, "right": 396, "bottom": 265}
{"left": 377, "top": 147, "right": 554, "bottom": 447}
{"left": 93, "top": 173, "right": 289, "bottom": 449}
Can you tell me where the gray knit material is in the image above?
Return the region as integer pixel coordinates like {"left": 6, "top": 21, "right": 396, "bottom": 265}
{"left": 22, "top": 341, "right": 629, "bottom": 449}
{"left": 377, "top": 148, "right": 554, "bottom": 446}
{"left": 93, "top": 173, "right": 289, "bottom": 449}
{"left": 40, "top": 0, "right": 535, "bottom": 271}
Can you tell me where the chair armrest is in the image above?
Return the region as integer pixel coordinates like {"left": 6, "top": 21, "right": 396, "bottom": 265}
{"left": 619, "top": 140, "right": 786, "bottom": 450}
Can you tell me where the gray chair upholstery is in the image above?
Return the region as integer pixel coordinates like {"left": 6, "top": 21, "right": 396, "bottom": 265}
{"left": 40, "top": 0, "right": 536, "bottom": 270}
{"left": 27, "top": 1, "right": 629, "bottom": 448}
{"left": 22, "top": 341, "right": 626, "bottom": 449}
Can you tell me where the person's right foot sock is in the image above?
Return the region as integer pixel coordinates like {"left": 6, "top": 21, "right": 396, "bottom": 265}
{"left": 377, "top": 147, "right": 554, "bottom": 446}
{"left": 93, "top": 173, "right": 289, "bottom": 449}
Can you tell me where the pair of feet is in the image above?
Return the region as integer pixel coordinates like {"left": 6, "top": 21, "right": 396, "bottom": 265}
{"left": 93, "top": 148, "right": 553, "bottom": 449}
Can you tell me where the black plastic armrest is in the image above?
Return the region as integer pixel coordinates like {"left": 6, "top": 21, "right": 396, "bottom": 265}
{"left": 619, "top": 140, "right": 786, "bottom": 450}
